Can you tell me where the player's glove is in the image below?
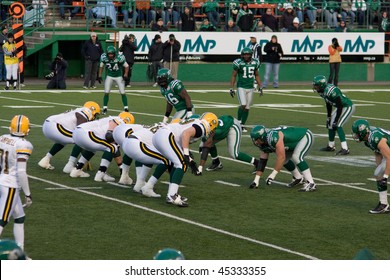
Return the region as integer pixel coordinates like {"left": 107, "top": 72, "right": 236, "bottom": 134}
{"left": 184, "top": 155, "right": 201, "bottom": 175}
{"left": 258, "top": 86, "right": 264, "bottom": 97}
{"left": 379, "top": 177, "right": 388, "bottom": 188}
{"left": 23, "top": 195, "right": 32, "bottom": 208}
{"left": 331, "top": 121, "right": 338, "bottom": 130}
{"left": 229, "top": 88, "right": 235, "bottom": 98}
{"left": 266, "top": 170, "right": 278, "bottom": 185}
{"left": 186, "top": 110, "right": 193, "bottom": 119}
{"left": 249, "top": 181, "right": 259, "bottom": 189}
{"left": 326, "top": 117, "right": 331, "bottom": 129}
{"left": 162, "top": 116, "right": 169, "bottom": 124}
{"left": 97, "top": 76, "right": 102, "bottom": 84}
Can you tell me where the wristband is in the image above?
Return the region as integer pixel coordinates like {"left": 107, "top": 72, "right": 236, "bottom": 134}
{"left": 187, "top": 107, "right": 192, "bottom": 112}
{"left": 183, "top": 148, "right": 190, "bottom": 156}
{"left": 165, "top": 111, "right": 171, "bottom": 117}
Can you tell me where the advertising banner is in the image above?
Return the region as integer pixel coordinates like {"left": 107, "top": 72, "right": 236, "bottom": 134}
{"left": 119, "top": 31, "right": 385, "bottom": 63}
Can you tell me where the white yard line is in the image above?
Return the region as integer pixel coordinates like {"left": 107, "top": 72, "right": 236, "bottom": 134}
{"left": 29, "top": 175, "right": 319, "bottom": 260}
{"left": 215, "top": 180, "right": 241, "bottom": 187}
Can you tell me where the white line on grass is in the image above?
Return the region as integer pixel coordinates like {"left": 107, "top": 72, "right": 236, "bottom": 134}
{"left": 45, "top": 187, "right": 103, "bottom": 190}
{"left": 29, "top": 175, "right": 319, "bottom": 260}
{"left": 215, "top": 180, "right": 241, "bottom": 187}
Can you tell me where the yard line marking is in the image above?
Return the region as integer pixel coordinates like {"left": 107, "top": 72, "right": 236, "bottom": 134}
{"left": 215, "top": 180, "right": 241, "bottom": 187}
{"left": 29, "top": 175, "right": 319, "bottom": 260}
{"left": 161, "top": 181, "right": 186, "bottom": 188}
{"left": 45, "top": 187, "right": 103, "bottom": 190}
{"left": 3, "top": 105, "right": 55, "bottom": 108}
{"left": 107, "top": 182, "right": 132, "bottom": 189}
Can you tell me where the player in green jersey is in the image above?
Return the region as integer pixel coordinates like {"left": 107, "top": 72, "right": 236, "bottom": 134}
{"left": 98, "top": 46, "right": 129, "bottom": 115}
{"left": 230, "top": 47, "right": 263, "bottom": 132}
{"left": 250, "top": 125, "right": 316, "bottom": 191}
{"left": 157, "top": 68, "right": 194, "bottom": 123}
{"left": 352, "top": 119, "right": 390, "bottom": 214}
{"left": 313, "top": 75, "right": 355, "bottom": 155}
{"left": 197, "top": 115, "right": 259, "bottom": 173}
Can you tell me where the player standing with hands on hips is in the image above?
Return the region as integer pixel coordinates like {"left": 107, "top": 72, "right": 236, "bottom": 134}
{"left": 98, "top": 46, "right": 129, "bottom": 115}
{"left": 230, "top": 47, "right": 262, "bottom": 132}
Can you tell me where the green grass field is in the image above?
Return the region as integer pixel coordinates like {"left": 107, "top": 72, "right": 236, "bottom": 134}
{"left": 0, "top": 84, "right": 389, "bottom": 260}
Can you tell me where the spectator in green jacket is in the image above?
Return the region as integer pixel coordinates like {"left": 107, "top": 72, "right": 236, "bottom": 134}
{"left": 202, "top": 0, "right": 220, "bottom": 29}
{"left": 200, "top": 17, "right": 217, "bottom": 31}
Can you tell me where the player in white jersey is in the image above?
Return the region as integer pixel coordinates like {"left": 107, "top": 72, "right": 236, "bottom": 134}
{"left": 112, "top": 123, "right": 144, "bottom": 185}
{"left": 70, "top": 112, "right": 135, "bottom": 182}
{"left": 0, "top": 115, "right": 33, "bottom": 251}
{"left": 151, "top": 112, "right": 218, "bottom": 207}
{"left": 121, "top": 123, "right": 170, "bottom": 197}
{"left": 38, "top": 101, "right": 101, "bottom": 173}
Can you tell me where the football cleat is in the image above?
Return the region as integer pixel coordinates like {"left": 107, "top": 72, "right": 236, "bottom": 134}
{"left": 369, "top": 202, "right": 390, "bottom": 214}
{"left": 287, "top": 177, "right": 305, "bottom": 188}
{"left": 63, "top": 161, "right": 75, "bottom": 174}
{"left": 94, "top": 171, "right": 115, "bottom": 182}
{"left": 298, "top": 182, "right": 317, "bottom": 192}
{"left": 70, "top": 168, "right": 90, "bottom": 178}
{"left": 320, "top": 146, "right": 336, "bottom": 152}
{"left": 249, "top": 182, "right": 258, "bottom": 189}
{"left": 242, "top": 127, "right": 248, "bottom": 133}
{"left": 166, "top": 194, "right": 188, "bottom": 207}
{"left": 133, "top": 181, "right": 145, "bottom": 193}
{"left": 118, "top": 173, "right": 133, "bottom": 185}
{"left": 141, "top": 187, "right": 161, "bottom": 198}
{"left": 336, "top": 148, "right": 350, "bottom": 155}
{"left": 4, "top": 86, "right": 9, "bottom": 90}
{"left": 206, "top": 159, "right": 223, "bottom": 171}
{"left": 38, "top": 156, "right": 55, "bottom": 170}
{"left": 102, "top": 108, "right": 107, "bottom": 115}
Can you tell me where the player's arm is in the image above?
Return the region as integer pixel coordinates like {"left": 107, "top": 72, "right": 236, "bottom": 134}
{"left": 163, "top": 103, "right": 173, "bottom": 123}
{"left": 378, "top": 138, "right": 390, "bottom": 179}
{"left": 230, "top": 69, "right": 237, "bottom": 89}
{"left": 75, "top": 112, "right": 89, "bottom": 125}
{"left": 123, "top": 61, "right": 129, "bottom": 78}
{"left": 97, "top": 63, "right": 104, "bottom": 83}
{"left": 251, "top": 151, "right": 269, "bottom": 188}
{"left": 254, "top": 69, "right": 263, "bottom": 96}
{"left": 198, "top": 134, "right": 215, "bottom": 172}
{"left": 273, "top": 132, "right": 286, "bottom": 172}
{"left": 17, "top": 158, "right": 32, "bottom": 207}
{"left": 106, "top": 120, "right": 119, "bottom": 143}
{"left": 182, "top": 125, "right": 203, "bottom": 174}
{"left": 178, "top": 89, "right": 193, "bottom": 118}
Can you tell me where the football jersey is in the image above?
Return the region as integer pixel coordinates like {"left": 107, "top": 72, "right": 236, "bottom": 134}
{"left": 77, "top": 116, "right": 123, "bottom": 138}
{"left": 46, "top": 108, "right": 94, "bottom": 130}
{"left": 132, "top": 125, "right": 161, "bottom": 147}
{"left": 3, "top": 42, "right": 18, "bottom": 65}
{"left": 232, "top": 58, "right": 260, "bottom": 89}
{"left": 364, "top": 127, "right": 390, "bottom": 153}
{"left": 112, "top": 123, "right": 144, "bottom": 146}
{"left": 321, "top": 84, "right": 353, "bottom": 107}
{"left": 265, "top": 126, "right": 308, "bottom": 152}
{"left": 160, "top": 79, "right": 191, "bottom": 111}
{"left": 164, "top": 119, "right": 210, "bottom": 147}
{"left": 0, "top": 134, "right": 33, "bottom": 188}
{"left": 213, "top": 115, "right": 235, "bottom": 142}
{"left": 100, "top": 53, "right": 128, "bottom": 77}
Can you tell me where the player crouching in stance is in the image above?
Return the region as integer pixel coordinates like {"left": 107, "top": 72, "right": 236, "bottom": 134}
{"left": 198, "top": 115, "right": 259, "bottom": 173}
{"left": 98, "top": 46, "right": 129, "bottom": 115}
{"left": 38, "top": 101, "right": 101, "bottom": 172}
{"left": 230, "top": 47, "right": 263, "bottom": 132}
{"left": 70, "top": 112, "right": 135, "bottom": 182}
{"left": 352, "top": 119, "right": 390, "bottom": 214}
{"left": 0, "top": 115, "right": 33, "bottom": 251}
{"left": 152, "top": 112, "right": 219, "bottom": 207}
{"left": 250, "top": 125, "right": 316, "bottom": 192}
{"left": 313, "top": 75, "right": 355, "bottom": 155}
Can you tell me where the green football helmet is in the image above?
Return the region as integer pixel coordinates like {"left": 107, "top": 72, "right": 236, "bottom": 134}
{"left": 313, "top": 75, "right": 327, "bottom": 94}
{"left": 352, "top": 119, "right": 370, "bottom": 142}
{"left": 107, "top": 46, "right": 116, "bottom": 59}
{"left": 241, "top": 47, "right": 253, "bottom": 62}
{"left": 154, "top": 248, "right": 185, "bottom": 260}
{"left": 250, "top": 125, "right": 267, "bottom": 146}
{"left": 157, "top": 68, "right": 173, "bottom": 87}
{"left": 0, "top": 240, "right": 26, "bottom": 260}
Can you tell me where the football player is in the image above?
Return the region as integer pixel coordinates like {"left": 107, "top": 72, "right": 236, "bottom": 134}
{"left": 151, "top": 112, "right": 218, "bottom": 207}
{"left": 229, "top": 47, "right": 262, "bottom": 132}
{"left": 112, "top": 122, "right": 148, "bottom": 185}
{"left": 0, "top": 115, "right": 33, "bottom": 251}
{"left": 352, "top": 119, "right": 390, "bottom": 214}
{"left": 38, "top": 101, "right": 101, "bottom": 173}
{"left": 313, "top": 75, "right": 355, "bottom": 155}
{"left": 198, "top": 114, "right": 259, "bottom": 173}
{"left": 250, "top": 125, "right": 316, "bottom": 192}
{"left": 69, "top": 112, "right": 135, "bottom": 182}
{"left": 98, "top": 46, "right": 129, "bottom": 115}
{"left": 157, "top": 68, "right": 194, "bottom": 123}
{"left": 118, "top": 123, "right": 170, "bottom": 197}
